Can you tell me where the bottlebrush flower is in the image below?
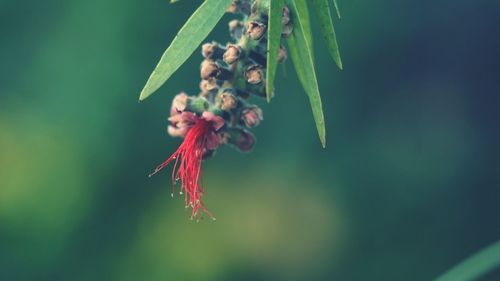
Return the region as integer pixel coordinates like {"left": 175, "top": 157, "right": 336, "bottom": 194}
{"left": 150, "top": 111, "right": 224, "bottom": 220}
{"left": 147, "top": 0, "right": 295, "bottom": 220}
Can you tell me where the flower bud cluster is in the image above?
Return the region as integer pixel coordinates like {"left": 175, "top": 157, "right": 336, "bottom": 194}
{"left": 168, "top": 0, "right": 291, "bottom": 156}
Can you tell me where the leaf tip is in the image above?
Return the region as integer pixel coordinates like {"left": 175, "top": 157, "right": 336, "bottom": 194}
{"left": 265, "top": 84, "right": 273, "bottom": 103}
{"left": 337, "top": 60, "right": 343, "bottom": 70}
{"left": 139, "top": 88, "right": 150, "bottom": 102}
{"left": 320, "top": 135, "right": 326, "bottom": 148}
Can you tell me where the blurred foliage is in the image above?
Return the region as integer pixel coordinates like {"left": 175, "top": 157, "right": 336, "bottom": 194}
{"left": 1, "top": 0, "right": 500, "bottom": 280}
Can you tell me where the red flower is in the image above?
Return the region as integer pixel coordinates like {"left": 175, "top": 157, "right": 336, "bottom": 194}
{"left": 150, "top": 112, "right": 224, "bottom": 220}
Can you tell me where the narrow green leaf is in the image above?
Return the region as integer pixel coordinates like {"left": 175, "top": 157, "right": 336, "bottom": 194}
{"left": 139, "top": 0, "right": 233, "bottom": 101}
{"left": 295, "top": 0, "right": 313, "bottom": 54}
{"left": 311, "top": 0, "right": 343, "bottom": 69}
{"left": 434, "top": 240, "right": 500, "bottom": 281}
{"left": 332, "top": 0, "right": 341, "bottom": 19}
{"left": 286, "top": 0, "right": 326, "bottom": 147}
{"left": 265, "top": 0, "right": 284, "bottom": 102}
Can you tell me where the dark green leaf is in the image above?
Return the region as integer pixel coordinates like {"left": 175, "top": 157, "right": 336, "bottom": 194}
{"left": 311, "top": 0, "right": 343, "bottom": 69}
{"left": 139, "top": 0, "right": 233, "bottom": 101}
{"left": 286, "top": 0, "right": 326, "bottom": 147}
{"left": 265, "top": 0, "right": 284, "bottom": 102}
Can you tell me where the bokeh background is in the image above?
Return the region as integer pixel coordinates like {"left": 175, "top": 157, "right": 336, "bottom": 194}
{"left": 1, "top": 0, "right": 499, "bottom": 280}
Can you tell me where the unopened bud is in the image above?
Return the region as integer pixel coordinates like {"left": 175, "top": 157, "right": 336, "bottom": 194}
{"left": 188, "top": 97, "right": 209, "bottom": 113}
{"left": 229, "top": 20, "right": 245, "bottom": 39}
{"left": 200, "top": 60, "right": 220, "bottom": 80}
{"left": 227, "top": 0, "right": 251, "bottom": 15}
{"left": 241, "top": 106, "right": 263, "bottom": 128}
{"left": 247, "top": 21, "right": 267, "bottom": 40}
{"left": 278, "top": 46, "right": 287, "bottom": 63}
{"left": 282, "top": 6, "right": 290, "bottom": 25}
{"left": 200, "top": 79, "right": 218, "bottom": 93}
{"left": 171, "top": 92, "right": 189, "bottom": 113}
{"left": 201, "top": 42, "right": 224, "bottom": 59}
{"left": 227, "top": 0, "right": 238, "bottom": 13}
{"left": 245, "top": 65, "right": 263, "bottom": 84}
{"left": 218, "top": 90, "right": 238, "bottom": 111}
{"left": 223, "top": 44, "right": 241, "bottom": 64}
{"left": 282, "top": 23, "right": 293, "bottom": 38}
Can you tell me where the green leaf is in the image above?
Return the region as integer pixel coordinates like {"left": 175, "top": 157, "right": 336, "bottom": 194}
{"left": 265, "top": 0, "right": 284, "bottom": 102}
{"left": 296, "top": 0, "right": 313, "bottom": 54}
{"left": 433, "top": 240, "right": 500, "bottom": 281}
{"left": 332, "top": 0, "right": 341, "bottom": 19}
{"left": 311, "top": 0, "right": 343, "bottom": 69}
{"left": 286, "top": 0, "right": 326, "bottom": 147}
{"left": 139, "top": 0, "right": 233, "bottom": 101}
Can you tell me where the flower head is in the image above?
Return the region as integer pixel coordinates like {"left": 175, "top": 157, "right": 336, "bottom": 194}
{"left": 150, "top": 111, "right": 224, "bottom": 220}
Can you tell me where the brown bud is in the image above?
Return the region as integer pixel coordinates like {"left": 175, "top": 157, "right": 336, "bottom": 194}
{"left": 282, "top": 6, "right": 290, "bottom": 25}
{"left": 247, "top": 21, "right": 267, "bottom": 40}
{"left": 200, "top": 60, "right": 220, "bottom": 80}
{"left": 245, "top": 65, "right": 263, "bottom": 84}
{"left": 199, "top": 79, "right": 218, "bottom": 94}
{"left": 282, "top": 23, "right": 293, "bottom": 38}
{"left": 227, "top": 1, "right": 238, "bottom": 13}
{"left": 171, "top": 92, "right": 189, "bottom": 113}
{"left": 241, "top": 106, "right": 263, "bottom": 128}
{"left": 218, "top": 90, "right": 238, "bottom": 111}
{"left": 278, "top": 46, "right": 287, "bottom": 63}
{"left": 229, "top": 20, "right": 245, "bottom": 39}
{"left": 227, "top": 0, "right": 251, "bottom": 15}
{"left": 201, "top": 42, "right": 224, "bottom": 59}
{"left": 223, "top": 44, "right": 241, "bottom": 64}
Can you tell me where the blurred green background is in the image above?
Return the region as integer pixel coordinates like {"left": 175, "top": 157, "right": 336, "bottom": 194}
{"left": 1, "top": 0, "right": 499, "bottom": 280}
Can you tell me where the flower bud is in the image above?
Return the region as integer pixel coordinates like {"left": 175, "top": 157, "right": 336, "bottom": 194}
{"left": 282, "top": 6, "right": 290, "bottom": 25}
{"left": 188, "top": 97, "right": 209, "bottom": 113}
{"left": 200, "top": 79, "right": 218, "bottom": 93}
{"left": 223, "top": 44, "right": 241, "bottom": 64}
{"left": 227, "top": 0, "right": 238, "bottom": 13}
{"left": 278, "top": 46, "right": 287, "bottom": 63}
{"left": 245, "top": 65, "right": 263, "bottom": 84}
{"left": 201, "top": 42, "right": 224, "bottom": 59}
{"left": 247, "top": 21, "right": 267, "bottom": 40}
{"left": 282, "top": 23, "right": 293, "bottom": 38}
{"left": 227, "top": 0, "right": 251, "bottom": 15}
{"left": 171, "top": 92, "right": 189, "bottom": 114}
{"left": 218, "top": 90, "right": 238, "bottom": 111}
{"left": 229, "top": 20, "right": 245, "bottom": 39}
{"left": 241, "top": 106, "right": 263, "bottom": 128}
{"left": 200, "top": 59, "right": 220, "bottom": 80}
